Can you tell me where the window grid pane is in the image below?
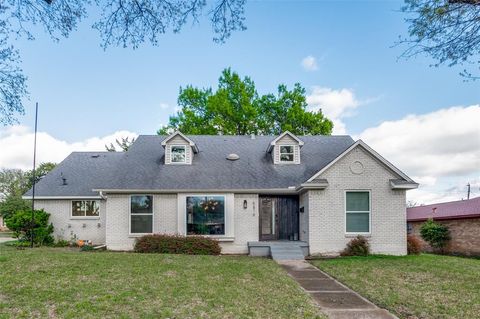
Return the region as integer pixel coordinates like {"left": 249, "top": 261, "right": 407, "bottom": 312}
{"left": 346, "top": 192, "right": 370, "bottom": 211}
{"left": 171, "top": 146, "right": 186, "bottom": 163}
{"left": 131, "top": 195, "right": 153, "bottom": 234}
{"left": 72, "top": 201, "right": 85, "bottom": 216}
{"left": 346, "top": 213, "right": 369, "bottom": 233}
{"left": 186, "top": 196, "right": 225, "bottom": 235}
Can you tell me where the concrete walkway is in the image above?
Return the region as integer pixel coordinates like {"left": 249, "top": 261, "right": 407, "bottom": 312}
{"left": 279, "top": 260, "right": 398, "bottom": 319}
{"left": 0, "top": 237, "right": 14, "bottom": 244}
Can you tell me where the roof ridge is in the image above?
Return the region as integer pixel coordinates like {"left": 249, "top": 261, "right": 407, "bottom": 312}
{"left": 409, "top": 196, "right": 480, "bottom": 209}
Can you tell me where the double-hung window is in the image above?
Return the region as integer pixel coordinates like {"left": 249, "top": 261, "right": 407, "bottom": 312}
{"left": 186, "top": 196, "right": 225, "bottom": 235}
{"left": 171, "top": 145, "right": 186, "bottom": 163}
{"left": 72, "top": 200, "right": 99, "bottom": 218}
{"left": 279, "top": 145, "right": 294, "bottom": 162}
{"left": 345, "top": 191, "right": 370, "bottom": 234}
{"left": 130, "top": 195, "right": 153, "bottom": 234}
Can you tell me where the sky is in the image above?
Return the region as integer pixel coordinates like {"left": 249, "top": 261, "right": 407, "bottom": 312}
{"left": 0, "top": 0, "right": 479, "bottom": 204}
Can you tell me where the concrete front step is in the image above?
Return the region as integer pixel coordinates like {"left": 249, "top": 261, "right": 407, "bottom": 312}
{"left": 247, "top": 241, "right": 309, "bottom": 259}
{"left": 270, "top": 244, "right": 306, "bottom": 261}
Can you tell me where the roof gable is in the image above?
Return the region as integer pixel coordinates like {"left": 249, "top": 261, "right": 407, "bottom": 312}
{"left": 267, "top": 131, "right": 304, "bottom": 153}
{"left": 161, "top": 131, "right": 199, "bottom": 153}
{"left": 306, "top": 140, "right": 416, "bottom": 187}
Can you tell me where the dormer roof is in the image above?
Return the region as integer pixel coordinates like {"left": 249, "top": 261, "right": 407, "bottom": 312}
{"left": 161, "top": 131, "right": 199, "bottom": 153}
{"left": 266, "top": 131, "right": 304, "bottom": 153}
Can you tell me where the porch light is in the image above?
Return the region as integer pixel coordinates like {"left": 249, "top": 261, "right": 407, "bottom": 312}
{"left": 243, "top": 200, "right": 248, "bottom": 209}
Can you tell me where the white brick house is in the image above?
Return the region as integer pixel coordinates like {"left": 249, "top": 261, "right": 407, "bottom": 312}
{"left": 25, "top": 131, "right": 418, "bottom": 256}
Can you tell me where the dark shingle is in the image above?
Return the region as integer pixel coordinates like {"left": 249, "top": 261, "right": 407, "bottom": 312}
{"left": 26, "top": 135, "right": 354, "bottom": 196}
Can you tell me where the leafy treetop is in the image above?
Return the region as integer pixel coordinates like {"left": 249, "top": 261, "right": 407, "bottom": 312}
{"left": 158, "top": 68, "right": 333, "bottom": 136}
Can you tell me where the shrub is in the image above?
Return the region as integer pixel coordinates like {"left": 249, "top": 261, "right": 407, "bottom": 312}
{"left": 5, "top": 209, "right": 54, "bottom": 246}
{"left": 54, "top": 239, "right": 70, "bottom": 247}
{"left": 420, "top": 219, "right": 450, "bottom": 252}
{"left": 341, "top": 235, "right": 370, "bottom": 256}
{"left": 407, "top": 235, "right": 421, "bottom": 255}
{"left": 80, "top": 245, "right": 95, "bottom": 252}
{"left": 134, "top": 234, "right": 221, "bottom": 255}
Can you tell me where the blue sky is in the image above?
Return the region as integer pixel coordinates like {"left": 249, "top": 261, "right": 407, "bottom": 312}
{"left": 1, "top": 0, "right": 479, "bottom": 204}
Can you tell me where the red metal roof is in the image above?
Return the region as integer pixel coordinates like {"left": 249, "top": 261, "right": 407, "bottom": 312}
{"left": 407, "top": 197, "right": 480, "bottom": 221}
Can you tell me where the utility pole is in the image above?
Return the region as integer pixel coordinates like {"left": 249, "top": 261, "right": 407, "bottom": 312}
{"left": 467, "top": 183, "right": 471, "bottom": 200}
{"left": 30, "top": 103, "right": 38, "bottom": 248}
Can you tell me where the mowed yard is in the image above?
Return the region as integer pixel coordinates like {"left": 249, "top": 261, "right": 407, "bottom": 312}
{"left": 311, "top": 254, "right": 480, "bottom": 319}
{"left": 0, "top": 245, "right": 323, "bottom": 319}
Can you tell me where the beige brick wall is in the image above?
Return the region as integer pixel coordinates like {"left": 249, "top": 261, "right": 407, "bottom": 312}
{"left": 409, "top": 218, "right": 480, "bottom": 256}
{"left": 34, "top": 199, "right": 106, "bottom": 244}
{"left": 220, "top": 194, "right": 259, "bottom": 254}
{"left": 308, "top": 146, "right": 407, "bottom": 256}
{"left": 105, "top": 194, "right": 178, "bottom": 250}
{"left": 105, "top": 193, "right": 259, "bottom": 253}
{"left": 299, "top": 192, "right": 309, "bottom": 242}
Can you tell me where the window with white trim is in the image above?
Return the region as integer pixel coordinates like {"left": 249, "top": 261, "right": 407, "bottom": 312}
{"left": 279, "top": 145, "right": 294, "bottom": 162}
{"left": 171, "top": 145, "right": 186, "bottom": 163}
{"left": 346, "top": 191, "right": 370, "bottom": 233}
{"left": 130, "top": 195, "right": 153, "bottom": 234}
{"left": 186, "top": 196, "right": 225, "bottom": 235}
{"left": 72, "top": 200, "right": 99, "bottom": 217}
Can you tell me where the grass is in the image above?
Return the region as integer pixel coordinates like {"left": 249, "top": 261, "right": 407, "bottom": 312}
{"left": 0, "top": 244, "right": 324, "bottom": 319}
{"left": 311, "top": 254, "right": 480, "bottom": 319}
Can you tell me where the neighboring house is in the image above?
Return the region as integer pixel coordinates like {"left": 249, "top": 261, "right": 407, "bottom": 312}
{"left": 407, "top": 197, "right": 480, "bottom": 256}
{"left": 24, "top": 131, "right": 418, "bottom": 256}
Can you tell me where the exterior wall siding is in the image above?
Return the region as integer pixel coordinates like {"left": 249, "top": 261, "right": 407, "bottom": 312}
{"left": 34, "top": 199, "right": 106, "bottom": 244}
{"left": 105, "top": 194, "right": 178, "bottom": 250}
{"left": 299, "top": 192, "right": 309, "bottom": 242}
{"left": 164, "top": 135, "right": 193, "bottom": 165}
{"left": 308, "top": 146, "right": 407, "bottom": 256}
{"left": 105, "top": 193, "right": 258, "bottom": 253}
{"left": 273, "top": 135, "right": 301, "bottom": 164}
{"left": 409, "top": 218, "right": 480, "bottom": 256}
{"left": 221, "top": 194, "right": 259, "bottom": 254}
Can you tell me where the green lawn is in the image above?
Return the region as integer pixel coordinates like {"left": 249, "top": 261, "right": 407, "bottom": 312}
{"left": 311, "top": 254, "right": 480, "bottom": 319}
{"left": 0, "top": 245, "right": 323, "bottom": 319}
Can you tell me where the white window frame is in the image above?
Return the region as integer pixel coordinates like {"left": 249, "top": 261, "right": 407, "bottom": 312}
{"left": 70, "top": 200, "right": 100, "bottom": 219}
{"left": 279, "top": 145, "right": 295, "bottom": 163}
{"left": 185, "top": 194, "right": 227, "bottom": 237}
{"left": 170, "top": 145, "right": 187, "bottom": 164}
{"left": 129, "top": 195, "right": 154, "bottom": 236}
{"left": 344, "top": 190, "right": 371, "bottom": 235}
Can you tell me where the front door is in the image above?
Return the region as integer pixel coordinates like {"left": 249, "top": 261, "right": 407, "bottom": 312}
{"left": 259, "top": 196, "right": 299, "bottom": 241}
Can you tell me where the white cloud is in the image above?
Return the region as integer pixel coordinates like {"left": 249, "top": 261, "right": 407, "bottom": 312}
{"left": 159, "top": 103, "right": 170, "bottom": 110}
{"left": 357, "top": 105, "right": 480, "bottom": 204}
{"left": 301, "top": 55, "right": 318, "bottom": 71}
{"left": 0, "top": 125, "right": 138, "bottom": 170}
{"left": 306, "top": 87, "right": 362, "bottom": 134}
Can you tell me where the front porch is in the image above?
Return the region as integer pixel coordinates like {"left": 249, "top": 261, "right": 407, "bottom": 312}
{"left": 248, "top": 241, "right": 309, "bottom": 260}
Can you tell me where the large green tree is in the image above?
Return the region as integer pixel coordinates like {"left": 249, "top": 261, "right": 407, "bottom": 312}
{"left": 400, "top": 0, "right": 480, "bottom": 80}
{"left": 158, "top": 69, "right": 333, "bottom": 136}
{"left": 0, "top": 0, "right": 246, "bottom": 125}
{"left": 0, "top": 162, "right": 56, "bottom": 220}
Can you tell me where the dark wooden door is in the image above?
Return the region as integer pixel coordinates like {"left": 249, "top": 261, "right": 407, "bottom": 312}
{"left": 259, "top": 196, "right": 299, "bottom": 241}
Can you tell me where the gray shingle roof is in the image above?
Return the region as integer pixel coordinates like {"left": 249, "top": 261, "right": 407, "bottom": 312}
{"left": 26, "top": 135, "right": 355, "bottom": 196}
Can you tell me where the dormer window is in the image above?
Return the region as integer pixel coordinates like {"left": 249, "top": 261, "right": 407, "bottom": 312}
{"left": 161, "top": 131, "right": 199, "bottom": 165}
{"left": 267, "top": 131, "right": 304, "bottom": 165}
{"left": 171, "top": 145, "right": 186, "bottom": 163}
{"left": 279, "top": 145, "right": 295, "bottom": 162}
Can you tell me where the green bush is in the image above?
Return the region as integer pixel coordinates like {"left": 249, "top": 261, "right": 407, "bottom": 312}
{"left": 134, "top": 234, "right": 221, "bottom": 255}
{"left": 341, "top": 235, "right": 370, "bottom": 256}
{"left": 5, "top": 209, "right": 54, "bottom": 246}
{"left": 54, "top": 239, "right": 70, "bottom": 247}
{"left": 407, "top": 234, "right": 422, "bottom": 255}
{"left": 420, "top": 219, "right": 450, "bottom": 252}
